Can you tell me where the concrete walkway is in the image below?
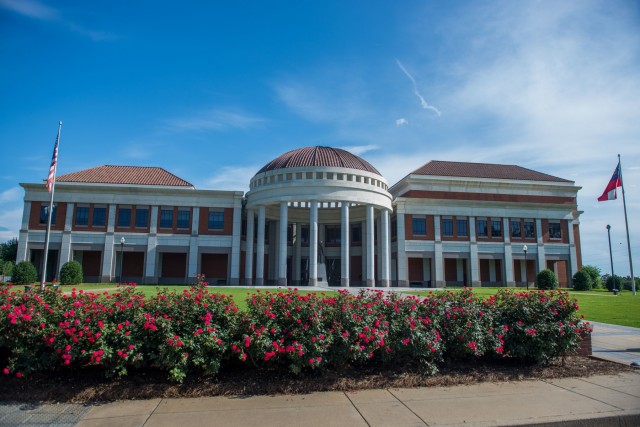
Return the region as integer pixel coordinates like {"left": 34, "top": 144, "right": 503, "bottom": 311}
{"left": 591, "top": 321, "right": 640, "bottom": 366}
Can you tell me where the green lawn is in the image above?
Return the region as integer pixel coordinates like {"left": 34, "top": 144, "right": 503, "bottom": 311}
{"left": 407, "top": 287, "right": 640, "bottom": 328}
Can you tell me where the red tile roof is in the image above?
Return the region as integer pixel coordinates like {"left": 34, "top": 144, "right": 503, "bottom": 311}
{"left": 57, "top": 165, "right": 194, "bottom": 187}
{"left": 411, "top": 161, "right": 571, "bottom": 182}
{"left": 258, "top": 146, "right": 381, "bottom": 175}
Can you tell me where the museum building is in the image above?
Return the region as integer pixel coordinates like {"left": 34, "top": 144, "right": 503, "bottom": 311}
{"left": 17, "top": 146, "right": 582, "bottom": 287}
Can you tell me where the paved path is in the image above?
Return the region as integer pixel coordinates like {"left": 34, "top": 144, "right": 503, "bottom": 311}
{"left": 591, "top": 321, "right": 640, "bottom": 366}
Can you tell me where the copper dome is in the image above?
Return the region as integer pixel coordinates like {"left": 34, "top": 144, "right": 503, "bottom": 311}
{"left": 257, "top": 146, "right": 380, "bottom": 175}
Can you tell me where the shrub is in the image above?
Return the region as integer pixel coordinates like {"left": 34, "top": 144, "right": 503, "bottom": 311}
{"left": 604, "top": 274, "right": 623, "bottom": 292}
{"left": 2, "top": 260, "right": 14, "bottom": 278}
{"left": 536, "top": 269, "right": 558, "bottom": 290}
{"left": 572, "top": 270, "right": 592, "bottom": 291}
{"left": 11, "top": 261, "right": 37, "bottom": 285}
{"left": 59, "top": 260, "right": 83, "bottom": 285}
{"left": 580, "top": 265, "right": 602, "bottom": 289}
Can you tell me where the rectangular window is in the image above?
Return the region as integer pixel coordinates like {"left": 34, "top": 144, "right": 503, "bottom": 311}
{"left": 456, "top": 218, "right": 468, "bottom": 237}
{"left": 442, "top": 218, "right": 453, "bottom": 237}
{"left": 177, "top": 209, "right": 190, "bottom": 229}
{"left": 75, "top": 206, "right": 89, "bottom": 226}
{"left": 325, "top": 225, "right": 341, "bottom": 244}
{"left": 117, "top": 207, "right": 131, "bottom": 227}
{"left": 160, "top": 209, "right": 173, "bottom": 228}
{"left": 510, "top": 220, "right": 521, "bottom": 238}
{"left": 351, "top": 223, "right": 362, "bottom": 242}
{"left": 135, "top": 208, "right": 149, "bottom": 228}
{"left": 92, "top": 207, "right": 106, "bottom": 227}
{"left": 491, "top": 219, "right": 502, "bottom": 237}
{"left": 477, "top": 219, "right": 488, "bottom": 237}
{"left": 208, "top": 210, "right": 224, "bottom": 230}
{"left": 524, "top": 220, "right": 535, "bottom": 238}
{"left": 549, "top": 221, "right": 562, "bottom": 239}
{"left": 412, "top": 217, "right": 426, "bottom": 236}
{"left": 39, "top": 205, "right": 56, "bottom": 225}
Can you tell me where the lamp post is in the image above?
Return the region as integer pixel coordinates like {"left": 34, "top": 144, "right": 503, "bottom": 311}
{"left": 523, "top": 245, "right": 528, "bottom": 290}
{"left": 606, "top": 225, "right": 615, "bottom": 286}
{"left": 119, "top": 237, "right": 125, "bottom": 285}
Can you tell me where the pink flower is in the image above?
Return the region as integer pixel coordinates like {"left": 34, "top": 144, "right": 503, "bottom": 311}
{"left": 2, "top": 368, "right": 8, "bottom": 375}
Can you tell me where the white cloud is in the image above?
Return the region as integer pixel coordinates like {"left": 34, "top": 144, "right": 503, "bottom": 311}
{"left": 0, "top": 187, "right": 21, "bottom": 203}
{"left": 0, "top": 206, "right": 22, "bottom": 241}
{"left": 202, "top": 165, "right": 259, "bottom": 191}
{"left": 168, "top": 109, "right": 267, "bottom": 132}
{"left": 340, "top": 145, "right": 379, "bottom": 156}
{"left": 395, "top": 59, "right": 441, "bottom": 116}
{"left": 395, "top": 118, "right": 409, "bottom": 126}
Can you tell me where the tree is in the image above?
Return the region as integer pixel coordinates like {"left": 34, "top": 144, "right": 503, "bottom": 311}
{"left": 1, "top": 260, "right": 14, "bottom": 278}
{"left": 572, "top": 270, "right": 592, "bottom": 291}
{"left": 0, "top": 238, "right": 18, "bottom": 263}
{"left": 580, "top": 265, "right": 602, "bottom": 289}
{"left": 536, "top": 269, "right": 558, "bottom": 290}
{"left": 602, "top": 274, "right": 623, "bottom": 292}
{"left": 12, "top": 261, "right": 37, "bottom": 285}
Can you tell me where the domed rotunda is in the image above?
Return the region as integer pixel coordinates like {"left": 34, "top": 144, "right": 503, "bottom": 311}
{"left": 245, "top": 146, "right": 392, "bottom": 287}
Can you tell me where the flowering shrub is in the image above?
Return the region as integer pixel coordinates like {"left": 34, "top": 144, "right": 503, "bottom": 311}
{"left": 0, "top": 284, "right": 590, "bottom": 382}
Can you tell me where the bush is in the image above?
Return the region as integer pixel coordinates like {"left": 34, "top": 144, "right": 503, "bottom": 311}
{"left": 604, "top": 275, "right": 623, "bottom": 292}
{"left": 581, "top": 265, "right": 602, "bottom": 289}
{"left": 59, "top": 260, "right": 83, "bottom": 285}
{"left": 572, "top": 270, "right": 592, "bottom": 291}
{"left": 11, "top": 261, "right": 37, "bottom": 285}
{"left": 536, "top": 269, "right": 558, "bottom": 290}
{"left": 2, "top": 260, "right": 14, "bottom": 278}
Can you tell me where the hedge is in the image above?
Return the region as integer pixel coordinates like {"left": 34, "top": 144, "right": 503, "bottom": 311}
{"left": 0, "top": 285, "right": 590, "bottom": 382}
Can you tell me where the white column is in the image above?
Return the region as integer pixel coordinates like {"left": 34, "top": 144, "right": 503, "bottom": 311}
{"left": 245, "top": 209, "right": 254, "bottom": 285}
{"left": 365, "top": 204, "right": 375, "bottom": 287}
{"left": 396, "top": 212, "right": 408, "bottom": 286}
{"left": 187, "top": 207, "right": 200, "bottom": 283}
{"left": 341, "top": 202, "right": 350, "bottom": 287}
{"left": 567, "top": 219, "right": 578, "bottom": 285}
{"left": 278, "top": 201, "right": 288, "bottom": 286}
{"left": 380, "top": 209, "right": 390, "bottom": 287}
{"left": 229, "top": 200, "right": 242, "bottom": 285}
{"left": 255, "top": 205, "right": 266, "bottom": 286}
{"left": 16, "top": 201, "right": 31, "bottom": 263}
{"left": 520, "top": 259, "right": 527, "bottom": 283}
{"left": 456, "top": 259, "right": 464, "bottom": 282}
{"left": 100, "top": 204, "right": 116, "bottom": 282}
{"left": 434, "top": 214, "right": 444, "bottom": 287}
{"left": 293, "top": 223, "right": 302, "bottom": 283}
{"left": 536, "top": 218, "right": 546, "bottom": 272}
{"left": 58, "top": 203, "right": 74, "bottom": 272}
{"left": 145, "top": 206, "right": 158, "bottom": 283}
{"left": 489, "top": 259, "right": 497, "bottom": 282}
{"left": 503, "top": 217, "right": 514, "bottom": 286}
{"left": 309, "top": 201, "right": 318, "bottom": 286}
{"left": 469, "top": 216, "right": 480, "bottom": 286}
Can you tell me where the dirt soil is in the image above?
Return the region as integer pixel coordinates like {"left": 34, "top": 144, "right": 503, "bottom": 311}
{"left": 0, "top": 356, "right": 634, "bottom": 404}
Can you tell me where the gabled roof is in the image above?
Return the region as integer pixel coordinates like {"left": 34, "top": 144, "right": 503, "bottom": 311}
{"left": 410, "top": 161, "right": 571, "bottom": 183}
{"left": 56, "top": 165, "right": 194, "bottom": 187}
{"left": 257, "top": 146, "right": 381, "bottom": 175}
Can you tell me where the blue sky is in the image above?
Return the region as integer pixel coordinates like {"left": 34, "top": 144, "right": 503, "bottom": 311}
{"left": 1, "top": 0, "right": 639, "bottom": 276}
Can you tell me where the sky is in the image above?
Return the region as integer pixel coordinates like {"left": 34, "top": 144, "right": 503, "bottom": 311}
{"left": 0, "top": 0, "right": 639, "bottom": 277}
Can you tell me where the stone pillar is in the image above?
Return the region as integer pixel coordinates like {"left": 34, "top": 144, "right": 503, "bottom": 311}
{"left": 434, "top": 214, "right": 444, "bottom": 287}
{"left": 100, "top": 204, "right": 116, "bottom": 282}
{"left": 245, "top": 209, "right": 254, "bottom": 285}
{"left": 469, "top": 216, "right": 480, "bottom": 287}
{"left": 255, "top": 205, "right": 266, "bottom": 286}
{"left": 16, "top": 201, "right": 31, "bottom": 263}
{"left": 567, "top": 219, "right": 578, "bottom": 285}
{"left": 365, "top": 204, "right": 375, "bottom": 287}
{"left": 536, "top": 218, "right": 546, "bottom": 273}
{"left": 340, "top": 202, "right": 350, "bottom": 287}
{"left": 187, "top": 207, "right": 200, "bottom": 283}
{"left": 58, "top": 203, "right": 74, "bottom": 272}
{"left": 293, "top": 223, "right": 302, "bottom": 283}
{"left": 229, "top": 200, "right": 242, "bottom": 285}
{"left": 396, "top": 212, "right": 408, "bottom": 286}
{"left": 278, "top": 201, "right": 288, "bottom": 286}
{"left": 380, "top": 209, "right": 390, "bottom": 287}
{"left": 503, "top": 217, "right": 515, "bottom": 286}
{"left": 309, "top": 201, "right": 318, "bottom": 286}
{"left": 144, "top": 206, "right": 158, "bottom": 283}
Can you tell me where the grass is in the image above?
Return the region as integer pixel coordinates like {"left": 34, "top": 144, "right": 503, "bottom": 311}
{"left": 407, "top": 287, "right": 640, "bottom": 328}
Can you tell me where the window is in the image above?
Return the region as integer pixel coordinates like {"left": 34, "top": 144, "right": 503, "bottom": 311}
{"left": 491, "top": 219, "right": 502, "bottom": 237}
{"left": 412, "top": 217, "right": 426, "bottom": 236}
{"left": 177, "top": 209, "right": 190, "bottom": 229}
{"left": 442, "top": 218, "right": 453, "bottom": 237}
{"left": 208, "top": 210, "right": 224, "bottom": 230}
{"left": 325, "top": 225, "right": 341, "bottom": 244}
{"left": 301, "top": 225, "right": 309, "bottom": 244}
{"left": 477, "top": 219, "right": 488, "bottom": 237}
{"left": 117, "top": 207, "right": 131, "bottom": 227}
{"left": 351, "top": 223, "right": 362, "bottom": 242}
{"left": 524, "top": 220, "right": 535, "bottom": 238}
{"left": 135, "top": 208, "right": 149, "bottom": 228}
{"left": 510, "top": 220, "right": 521, "bottom": 238}
{"left": 549, "top": 221, "right": 562, "bottom": 239}
{"left": 160, "top": 209, "right": 173, "bottom": 228}
{"left": 92, "top": 207, "right": 106, "bottom": 226}
{"left": 39, "top": 205, "right": 56, "bottom": 225}
{"left": 75, "top": 206, "right": 89, "bottom": 226}
{"left": 456, "top": 218, "right": 468, "bottom": 237}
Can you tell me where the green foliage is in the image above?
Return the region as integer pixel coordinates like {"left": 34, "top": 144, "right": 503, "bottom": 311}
{"left": 59, "top": 260, "right": 83, "bottom": 285}
{"left": 580, "top": 265, "right": 602, "bottom": 289}
{"left": 2, "top": 261, "right": 14, "bottom": 278}
{"left": 536, "top": 269, "right": 558, "bottom": 290}
{"left": 603, "top": 274, "right": 623, "bottom": 292}
{"left": 11, "top": 261, "right": 37, "bottom": 285}
{"left": 0, "top": 238, "right": 18, "bottom": 263}
{"left": 572, "top": 270, "right": 592, "bottom": 291}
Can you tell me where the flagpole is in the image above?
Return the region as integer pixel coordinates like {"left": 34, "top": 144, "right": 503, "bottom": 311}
{"left": 618, "top": 154, "right": 636, "bottom": 296}
{"left": 40, "top": 121, "right": 62, "bottom": 292}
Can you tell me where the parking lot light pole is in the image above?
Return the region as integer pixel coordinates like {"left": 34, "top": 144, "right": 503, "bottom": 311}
{"left": 119, "top": 237, "right": 125, "bottom": 284}
{"left": 523, "top": 245, "right": 528, "bottom": 290}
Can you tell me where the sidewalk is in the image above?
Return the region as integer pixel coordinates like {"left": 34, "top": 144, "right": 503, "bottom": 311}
{"left": 591, "top": 321, "right": 640, "bottom": 366}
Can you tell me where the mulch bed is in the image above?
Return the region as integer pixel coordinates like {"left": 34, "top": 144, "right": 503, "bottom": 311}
{"left": 0, "top": 356, "right": 634, "bottom": 403}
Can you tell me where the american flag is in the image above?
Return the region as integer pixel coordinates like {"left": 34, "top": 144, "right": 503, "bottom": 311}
{"left": 45, "top": 131, "right": 60, "bottom": 192}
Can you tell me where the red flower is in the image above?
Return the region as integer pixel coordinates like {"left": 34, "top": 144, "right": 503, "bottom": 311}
{"left": 2, "top": 368, "right": 8, "bottom": 375}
